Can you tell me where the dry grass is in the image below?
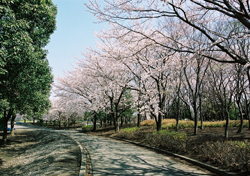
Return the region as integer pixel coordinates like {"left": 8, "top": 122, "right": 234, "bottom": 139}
{"left": 140, "top": 119, "right": 249, "bottom": 129}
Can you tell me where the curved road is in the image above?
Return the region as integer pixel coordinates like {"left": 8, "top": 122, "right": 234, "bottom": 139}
{"left": 14, "top": 123, "right": 213, "bottom": 176}
{"left": 64, "top": 131, "right": 213, "bottom": 176}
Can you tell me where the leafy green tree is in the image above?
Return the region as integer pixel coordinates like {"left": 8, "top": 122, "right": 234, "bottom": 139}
{"left": 119, "top": 89, "right": 136, "bottom": 127}
{"left": 0, "top": 0, "right": 57, "bottom": 144}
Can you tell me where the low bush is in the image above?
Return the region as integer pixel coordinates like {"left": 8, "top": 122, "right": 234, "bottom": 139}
{"left": 145, "top": 130, "right": 188, "bottom": 153}
{"left": 196, "top": 140, "right": 250, "bottom": 172}
{"left": 115, "top": 127, "right": 140, "bottom": 139}
{"left": 82, "top": 125, "right": 93, "bottom": 132}
{"left": 114, "top": 125, "right": 250, "bottom": 173}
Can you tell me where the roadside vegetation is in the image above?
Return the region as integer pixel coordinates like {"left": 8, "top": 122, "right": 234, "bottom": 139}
{"left": 2, "top": 0, "right": 250, "bottom": 175}
{"left": 141, "top": 119, "right": 250, "bottom": 129}
{"left": 107, "top": 119, "right": 250, "bottom": 174}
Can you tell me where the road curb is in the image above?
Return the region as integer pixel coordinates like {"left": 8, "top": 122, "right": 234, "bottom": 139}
{"left": 60, "top": 133, "right": 86, "bottom": 176}
{"left": 18, "top": 123, "right": 88, "bottom": 176}
{"left": 109, "top": 136, "right": 236, "bottom": 176}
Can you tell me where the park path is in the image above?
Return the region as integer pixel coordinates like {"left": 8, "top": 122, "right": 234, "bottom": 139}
{"left": 1, "top": 123, "right": 80, "bottom": 176}
{"left": 62, "top": 130, "right": 213, "bottom": 176}
{"left": 13, "top": 123, "right": 214, "bottom": 176}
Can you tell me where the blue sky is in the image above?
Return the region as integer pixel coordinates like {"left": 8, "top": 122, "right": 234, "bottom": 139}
{"left": 45, "top": 0, "right": 106, "bottom": 80}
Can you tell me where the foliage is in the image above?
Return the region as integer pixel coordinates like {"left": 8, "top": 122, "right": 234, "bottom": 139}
{"left": 122, "top": 127, "right": 139, "bottom": 133}
{"left": 82, "top": 125, "right": 93, "bottom": 132}
{"left": 145, "top": 130, "right": 188, "bottom": 153}
{"left": 116, "top": 127, "right": 140, "bottom": 139}
{"left": 84, "top": 111, "right": 93, "bottom": 121}
{"left": 196, "top": 140, "right": 250, "bottom": 171}
{"left": 0, "top": 0, "right": 56, "bottom": 116}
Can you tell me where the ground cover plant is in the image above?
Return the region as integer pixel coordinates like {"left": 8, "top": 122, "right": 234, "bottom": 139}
{"left": 82, "top": 125, "right": 93, "bottom": 132}
{"left": 93, "top": 119, "right": 250, "bottom": 175}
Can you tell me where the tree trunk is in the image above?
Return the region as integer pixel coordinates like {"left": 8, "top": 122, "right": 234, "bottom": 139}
{"left": 246, "top": 69, "right": 250, "bottom": 130}
{"left": 137, "top": 113, "right": 141, "bottom": 127}
{"left": 199, "top": 96, "right": 203, "bottom": 129}
{"left": 115, "top": 113, "right": 120, "bottom": 132}
{"left": 11, "top": 113, "right": 16, "bottom": 136}
{"left": 248, "top": 105, "right": 250, "bottom": 130}
{"left": 194, "top": 108, "right": 198, "bottom": 135}
{"left": 2, "top": 109, "right": 14, "bottom": 145}
{"left": 113, "top": 116, "right": 117, "bottom": 132}
{"left": 120, "top": 117, "right": 123, "bottom": 128}
{"left": 100, "top": 119, "right": 102, "bottom": 128}
{"left": 2, "top": 110, "right": 8, "bottom": 145}
{"left": 176, "top": 117, "right": 179, "bottom": 131}
{"left": 156, "top": 113, "right": 162, "bottom": 131}
{"left": 116, "top": 122, "right": 119, "bottom": 132}
{"left": 237, "top": 101, "right": 244, "bottom": 133}
{"left": 93, "top": 114, "right": 97, "bottom": 132}
{"left": 176, "top": 98, "right": 180, "bottom": 131}
{"left": 225, "top": 110, "right": 229, "bottom": 139}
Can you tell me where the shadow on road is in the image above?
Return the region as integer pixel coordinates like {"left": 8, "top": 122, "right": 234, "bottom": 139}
{"left": 70, "top": 132, "right": 215, "bottom": 176}
{"left": 0, "top": 130, "right": 80, "bottom": 176}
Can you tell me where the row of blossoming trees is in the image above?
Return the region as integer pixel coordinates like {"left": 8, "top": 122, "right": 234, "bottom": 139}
{"left": 50, "top": 0, "right": 250, "bottom": 138}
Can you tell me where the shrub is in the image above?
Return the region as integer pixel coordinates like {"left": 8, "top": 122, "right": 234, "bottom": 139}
{"left": 122, "top": 127, "right": 140, "bottom": 133}
{"left": 196, "top": 140, "right": 250, "bottom": 172}
{"left": 145, "top": 130, "right": 188, "bottom": 153}
{"left": 115, "top": 127, "right": 140, "bottom": 139}
{"left": 82, "top": 125, "right": 93, "bottom": 132}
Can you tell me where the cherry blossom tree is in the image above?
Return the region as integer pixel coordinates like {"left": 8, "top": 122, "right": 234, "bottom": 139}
{"left": 94, "top": 24, "right": 185, "bottom": 131}
{"left": 86, "top": 0, "right": 250, "bottom": 65}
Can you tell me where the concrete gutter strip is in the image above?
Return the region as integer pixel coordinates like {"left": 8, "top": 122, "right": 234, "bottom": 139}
{"left": 60, "top": 133, "right": 86, "bottom": 176}
{"left": 72, "top": 138, "right": 86, "bottom": 176}
{"left": 19, "top": 123, "right": 236, "bottom": 176}
{"left": 110, "top": 137, "right": 236, "bottom": 176}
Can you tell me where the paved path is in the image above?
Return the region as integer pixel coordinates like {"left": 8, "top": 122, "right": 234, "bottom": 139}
{"left": 13, "top": 124, "right": 213, "bottom": 176}
{"left": 1, "top": 124, "right": 80, "bottom": 176}
{"left": 62, "top": 130, "right": 213, "bottom": 176}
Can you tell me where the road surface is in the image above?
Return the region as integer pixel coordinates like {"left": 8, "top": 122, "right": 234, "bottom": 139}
{"left": 13, "top": 123, "right": 214, "bottom": 176}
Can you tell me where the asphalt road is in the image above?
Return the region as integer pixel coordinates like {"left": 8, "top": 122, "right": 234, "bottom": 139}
{"left": 12, "top": 123, "right": 214, "bottom": 176}
{"left": 63, "top": 131, "right": 213, "bottom": 176}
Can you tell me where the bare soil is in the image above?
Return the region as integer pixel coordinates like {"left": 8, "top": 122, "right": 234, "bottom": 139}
{"left": 0, "top": 129, "right": 80, "bottom": 176}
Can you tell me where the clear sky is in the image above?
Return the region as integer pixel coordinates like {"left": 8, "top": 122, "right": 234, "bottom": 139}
{"left": 45, "top": 0, "right": 105, "bottom": 80}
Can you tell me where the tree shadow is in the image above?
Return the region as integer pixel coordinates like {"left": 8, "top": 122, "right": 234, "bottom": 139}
{"left": 0, "top": 130, "right": 80, "bottom": 176}
{"left": 80, "top": 135, "right": 217, "bottom": 176}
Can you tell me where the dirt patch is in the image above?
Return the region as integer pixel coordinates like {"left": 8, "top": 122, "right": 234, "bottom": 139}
{"left": 0, "top": 129, "right": 80, "bottom": 176}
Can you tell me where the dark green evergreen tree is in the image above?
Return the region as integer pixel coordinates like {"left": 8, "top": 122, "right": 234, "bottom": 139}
{"left": 0, "top": 0, "right": 57, "bottom": 144}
